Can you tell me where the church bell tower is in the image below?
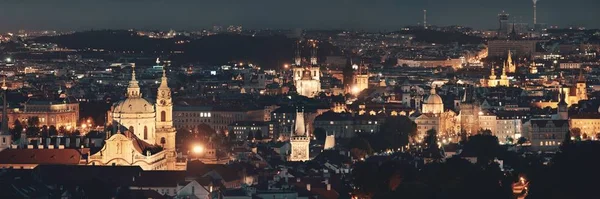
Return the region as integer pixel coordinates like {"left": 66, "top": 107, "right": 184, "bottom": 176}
{"left": 154, "top": 61, "right": 177, "bottom": 169}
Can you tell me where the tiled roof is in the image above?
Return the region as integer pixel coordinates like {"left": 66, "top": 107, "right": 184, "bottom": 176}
{"left": 0, "top": 149, "right": 83, "bottom": 165}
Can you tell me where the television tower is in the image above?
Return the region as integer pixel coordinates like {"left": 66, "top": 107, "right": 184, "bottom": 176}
{"left": 532, "top": 0, "right": 538, "bottom": 25}
{"left": 423, "top": 10, "right": 427, "bottom": 29}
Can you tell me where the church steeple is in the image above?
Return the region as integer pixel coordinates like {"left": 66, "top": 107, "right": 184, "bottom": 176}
{"left": 557, "top": 89, "right": 569, "bottom": 120}
{"left": 577, "top": 69, "right": 586, "bottom": 83}
{"left": 294, "top": 40, "right": 302, "bottom": 66}
{"left": 489, "top": 66, "right": 497, "bottom": 80}
{"left": 126, "top": 64, "right": 141, "bottom": 98}
{"left": 156, "top": 63, "right": 173, "bottom": 129}
{"left": 0, "top": 75, "right": 11, "bottom": 149}
{"left": 310, "top": 41, "right": 317, "bottom": 65}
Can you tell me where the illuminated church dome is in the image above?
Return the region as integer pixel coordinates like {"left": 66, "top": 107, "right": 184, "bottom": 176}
{"left": 425, "top": 87, "right": 443, "bottom": 105}
{"left": 113, "top": 98, "right": 155, "bottom": 114}
{"left": 111, "top": 65, "right": 157, "bottom": 143}
{"left": 422, "top": 86, "right": 444, "bottom": 114}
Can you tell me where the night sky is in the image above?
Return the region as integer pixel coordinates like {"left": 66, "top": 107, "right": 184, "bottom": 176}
{"left": 0, "top": 0, "right": 599, "bottom": 32}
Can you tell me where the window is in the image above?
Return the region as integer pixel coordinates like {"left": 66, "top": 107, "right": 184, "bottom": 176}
{"left": 161, "top": 111, "right": 166, "bottom": 122}
{"left": 161, "top": 137, "right": 166, "bottom": 145}
{"left": 129, "top": 126, "right": 134, "bottom": 133}
{"left": 144, "top": 126, "right": 148, "bottom": 139}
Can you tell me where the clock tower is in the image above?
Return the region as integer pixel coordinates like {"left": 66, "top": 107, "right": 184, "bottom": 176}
{"left": 289, "top": 107, "right": 310, "bottom": 162}
{"left": 155, "top": 66, "right": 177, "bottom": 169}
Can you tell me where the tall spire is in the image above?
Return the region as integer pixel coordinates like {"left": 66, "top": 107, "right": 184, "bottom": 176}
{"left": 1, "top": 76, "right": 8, "bottom": 135}
{"left": 126, "top": 64, "right": 141, "bottom": 98}
{"left": 489, "top": 66, "right": 496, "bottom": 79}
{"left": 501, "top": 64, "right": 507, "bottom": 78}
{"left": 558, "top": 89, "right": 567, "bottom": 105}
{"left": 507, "top": 50, "right": 513, "bottom": 65}
{"left": 159, "top": 67, "right": 169, "bottom": 89}
{"left": 294, "top": 40, "right": 301, "bottom": 66}
{"left": 430, "top": 85, "right": 436, "bottom": 95}
{"left": 310, "top": 41, "right": 317, "bottom": 65}
{"left": 577, "top": 69, "right": 586, "bottom": 83}
{"left": 294, "top": 107, "right": 306, "bottom": 137}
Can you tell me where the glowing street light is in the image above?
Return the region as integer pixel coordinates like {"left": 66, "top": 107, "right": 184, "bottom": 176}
{"left": 192, "top": 145, "right": 204, "bottom": 154}
{"left": 350, "top": 85, "right": 360, "bottom": 95}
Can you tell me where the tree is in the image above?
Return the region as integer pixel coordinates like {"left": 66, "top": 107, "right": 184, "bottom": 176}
{"left": 246, "top": 131, "right": 254, "bottom": 141}
{"left": 462, "top": 134, "right": 500, "bottom": 164}
{"left": 41, "top": 125, "right": 49, "bottom": 137}
{"left": 423, "top": 129, "right": 444, "bottom": 160}
{"left": 313, "top": 127, "right": 327, "bottom": 141}
{"left": 479, "top": 128, "right": 493, "bottom": 136}
{"left": 349, "top": 137, "right": 374, "bottom": 159}
{"left": 517, "top": 137, "right": 527, "bottom": 145}
{"left": 254, "top": 130, "right": 263, "bottom": 140}
{"left": 58, "top": 126, "right": 67, "bottom": 135}
{"left": 27, "top": 116, "right": 40, "bottom": 127}
{"left": 48, "top": 125, "right": 58, "bottom": 136}
{"left": 570, "top": 128, "right": 581, "bottom": 139}
{"left": 25, "top": 126, "right": 40, "bottom": 137}
{"left": 506, "top": 136, "right": 514, "bottom": 144}
{"left": 376, "top": 116, "right": 417, "bottom": 151}
{"left": 11, "top": 119, "right": 23, "bottom": 137}
{"left": 560, "top": 130, "right": 572, "bottom": 151}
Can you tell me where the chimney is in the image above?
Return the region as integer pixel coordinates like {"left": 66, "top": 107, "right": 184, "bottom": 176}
{"left": 306, "top": 184, "right": 311, "bottom": 191}
{"left": 327, "top": 184, "right": 331, "bottom": 191}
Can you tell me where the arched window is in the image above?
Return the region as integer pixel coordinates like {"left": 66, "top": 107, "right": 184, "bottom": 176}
{"left": 144, "top": 126, "right": 148, "bottom": 140}
{"left": 161, "top": 111, "right": 166, "bottom": 122}
{"left": 160, "top": 137, "right": 166, "bottom": 146}
{"left": 129, "top": 126, "right": 134, "bottom": 133}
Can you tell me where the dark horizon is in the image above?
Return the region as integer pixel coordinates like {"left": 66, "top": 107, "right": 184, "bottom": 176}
{"left": 1, "top": 0, "right": 599, "bottom": 32}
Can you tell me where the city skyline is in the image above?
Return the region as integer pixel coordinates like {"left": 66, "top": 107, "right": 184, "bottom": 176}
{"left": 1, "top": 0, "right": 599, "bottom": 32}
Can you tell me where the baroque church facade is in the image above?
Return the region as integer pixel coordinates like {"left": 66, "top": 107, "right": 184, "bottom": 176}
{"left": 412, "top": 86, "right": 460, "bottom": 141}
{"left": 89, "top": 65, "right": 184, "bottom": 170}
{"left": 293, "top": 41, "right": 321, "bottom": 98}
